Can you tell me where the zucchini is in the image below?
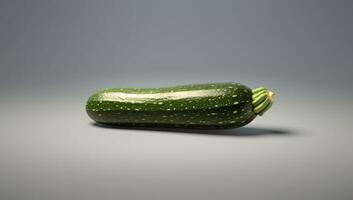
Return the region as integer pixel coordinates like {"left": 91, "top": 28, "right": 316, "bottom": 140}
{"left": 86, "top": 83, "right": 275, "bottom": 129}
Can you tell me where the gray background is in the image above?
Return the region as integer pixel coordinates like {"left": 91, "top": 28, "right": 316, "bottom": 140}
{"left": 1, "top": 0, "right": 352, "bottom": 200}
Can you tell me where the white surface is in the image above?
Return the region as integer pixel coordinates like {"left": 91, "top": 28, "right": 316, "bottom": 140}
{"left": 1, "top": 94, "right": 352, "bottom": 200}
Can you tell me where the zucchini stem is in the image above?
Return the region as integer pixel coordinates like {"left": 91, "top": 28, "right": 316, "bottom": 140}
{"left": 252, "top": 87, "right": 275, "bottom": 116}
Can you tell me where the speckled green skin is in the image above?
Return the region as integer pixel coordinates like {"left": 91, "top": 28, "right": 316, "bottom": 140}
{"left": 86, "top": 83, "right": 257, "bottom": 129}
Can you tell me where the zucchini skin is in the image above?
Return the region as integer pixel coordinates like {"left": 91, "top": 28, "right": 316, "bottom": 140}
{"left": 86, "top": 83, "right": 257, "bottom": 129}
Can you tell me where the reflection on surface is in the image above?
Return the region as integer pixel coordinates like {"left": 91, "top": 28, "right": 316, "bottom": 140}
{"left": 92, "top": 122, "right": 297, "bottom": 137}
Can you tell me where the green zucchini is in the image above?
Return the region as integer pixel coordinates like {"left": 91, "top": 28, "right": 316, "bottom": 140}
{"left": 86, "top": 83, "right": 275, "bottom": 129}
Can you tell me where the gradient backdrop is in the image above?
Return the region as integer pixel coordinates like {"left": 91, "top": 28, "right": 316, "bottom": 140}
{"left": 1, "top": 0, "right": 352, "bottom": 200}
